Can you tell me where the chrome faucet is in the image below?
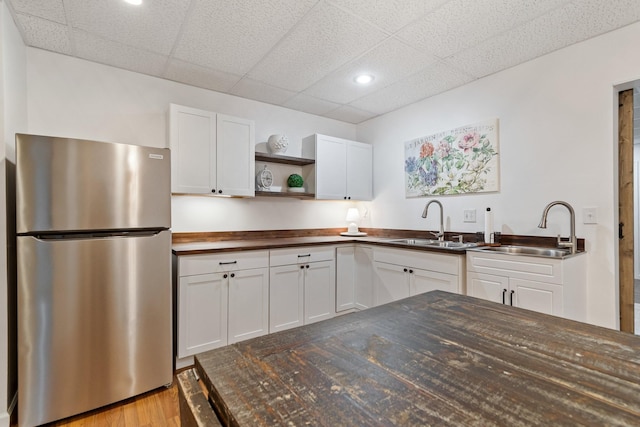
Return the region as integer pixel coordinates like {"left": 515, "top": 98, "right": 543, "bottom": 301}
{"left": 538, "top": 201, "right": 577, "bottom": 254}
{"left": 422, "top": 200, "right": 444, "bottom": 241}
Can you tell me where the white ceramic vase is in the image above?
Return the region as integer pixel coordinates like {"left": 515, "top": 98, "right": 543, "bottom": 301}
{"left": 267, "top": 134, "right": 289, "bottom": 154}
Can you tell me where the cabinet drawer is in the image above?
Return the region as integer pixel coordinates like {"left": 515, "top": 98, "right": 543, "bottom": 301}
{"left": 270, "top": 246, "right": 335, "bottom": 266}
{"left": 178, "top": 250, "right": 269, "bottom": 276}
{"left": 466, "top": 251, "right": 563, "bottom": 285}
{"left": 374, "top": 247, "right": 460, "bottom": 275}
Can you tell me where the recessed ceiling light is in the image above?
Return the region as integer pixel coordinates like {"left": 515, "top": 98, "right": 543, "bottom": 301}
{"left": 354, "top": 74, "right": 374, "bottom": 85}
{"left": 124, "top": 0, "right": 142, "bottom": 5}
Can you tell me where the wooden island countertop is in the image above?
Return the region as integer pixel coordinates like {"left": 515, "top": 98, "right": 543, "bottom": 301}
{"left": 192, "top": 291, "right": 640, "bottom": 426}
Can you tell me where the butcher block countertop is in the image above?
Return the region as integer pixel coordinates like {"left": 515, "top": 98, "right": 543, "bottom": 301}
{"left": 171, "top": 228, "right": 586, "bottom": 256}
{"left": 193, "top": 291, "right": 640, "bottom": 426}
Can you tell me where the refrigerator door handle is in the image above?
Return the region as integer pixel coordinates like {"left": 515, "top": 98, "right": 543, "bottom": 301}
{"left": 32, "top": 229, "right": 166, "bottom": 241}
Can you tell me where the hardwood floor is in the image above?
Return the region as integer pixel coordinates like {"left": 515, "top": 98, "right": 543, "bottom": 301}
{"left": 25, "top": 381, "right": 181, "bottom": 427}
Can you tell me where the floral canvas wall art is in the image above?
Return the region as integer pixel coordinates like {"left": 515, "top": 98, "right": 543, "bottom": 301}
{"left": 404, "top": 119, "right": 499, "bottom": 197}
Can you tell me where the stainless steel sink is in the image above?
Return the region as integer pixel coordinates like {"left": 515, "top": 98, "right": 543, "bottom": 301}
{"left": 469, "top": 245, "right": 576, "bottom": 259}
{"left": 385, "top": 238, "right": 478, "bottom": 250}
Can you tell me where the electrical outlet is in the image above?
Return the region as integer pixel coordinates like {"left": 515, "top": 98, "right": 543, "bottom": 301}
{"left": 583, "top": 207, "right": 597, "bottom": 224}
{"left": 463, "top": 209, "right": 476, "bottom": 223}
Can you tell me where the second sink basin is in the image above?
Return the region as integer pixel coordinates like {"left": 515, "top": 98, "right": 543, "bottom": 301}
{"left": 470, "top": 245, "right": 573, "bottom": 258}
{"left": 385, "top": 238, "right": 478, "bottom": 249}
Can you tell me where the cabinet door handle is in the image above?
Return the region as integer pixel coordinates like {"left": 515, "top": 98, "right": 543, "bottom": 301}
{"left": 219, "top": 261, "right": 237, "bottom": 265}
{"left": 509, "top": 290, "right": 515, "bottom": 306}
{"left": 211, "top": 189, "right": 216, "bottom": 193}
{"left": 403, "top": 268, "right": 408, "bottom": 272}
{"left": 300, "top": 265, "right": 304, "bottom": 269}
{"left": 306, "top": 265, "right": 310, "bottom": 269}
{"left": 230, "top": 273, "right": 235, "bottom": 278}
{"left": 409, "top": 269, "right": 413, "bottom": 274}
{"left": 502, "top": 289, "right": 507, "bottom": 304}
{"left": 223, "top": 274, "right": 228, "bottom": 279}
{"left": 297, "top": 254, "right": 311, "bottom": 258}
{"left": 218, "top": 189, "right": 223, "bottom": 194}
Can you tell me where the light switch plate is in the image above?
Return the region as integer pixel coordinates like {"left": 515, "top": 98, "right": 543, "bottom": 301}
{"left": 463, "top": 209, "right": 476, "bottom": 223}
{"left": 583, "top": 207, "right": 597, "bottom": 224}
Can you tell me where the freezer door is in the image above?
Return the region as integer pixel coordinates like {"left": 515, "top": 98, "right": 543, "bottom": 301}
{"left": 18, "top": 230, "right": 172, "bottom": 427}
{"left": 16, "top": 133, "right": 171, "bottom": 233}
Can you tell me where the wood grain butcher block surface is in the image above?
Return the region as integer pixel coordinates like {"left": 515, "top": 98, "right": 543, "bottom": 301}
{"left": 195, "top": 291, "right": 640, "bottom": 426}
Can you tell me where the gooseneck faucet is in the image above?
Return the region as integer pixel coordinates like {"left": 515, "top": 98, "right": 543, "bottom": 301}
{"left": 422, "top": 200, "right": 444, "bottom": 241}
{"left": 538, "top": 201, "right": 577, "bottom": 254}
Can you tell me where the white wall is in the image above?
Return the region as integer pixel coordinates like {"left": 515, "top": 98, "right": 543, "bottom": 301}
{"left": 0, "top": 0, "right": 26, "bottom": 423}
{"left": 26, "top": 49, "right": 367, "bottom": 232}
{"left": 358, "top": 21, "right": 640, "bottom": 329}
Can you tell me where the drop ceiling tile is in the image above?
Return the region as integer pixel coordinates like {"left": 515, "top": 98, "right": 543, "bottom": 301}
{"left": 397, "top": 0, "right": 571, "bottom": 58}
{"left": 327, "top": 0, "right": 448, "bottom": 33}
{"left": 247, "top": 2, "right": 388, "bottom": 92}
{"left": 446, "top": 0, "right": 640, "bottom": 79}
{"left": 8, "top": 0, "right": 66, "bottom": 24}
{"left": 164, "top": 59, "right": 242, "bottom": 93}
{"left": 65, "top": 0, "right": 189, "bottom": 55}
{"left": 173, "top": 0, "right": 317, "bottom": 76}
{"left": 74, "top": 30, "right": 168, "bottom": 76}
{"left": 304, "top": 38, "right": 439, "bottom": 104}
{"left": 350, "top": 61, "right": 473, "bottom": 114}
{"left": 283, "top": 93, "right": 342, "bottom": 116}
{"left": 322, "top": 105, "right": 378, "bottom": 124}
{"left": 229, "top": 78, "right": 297, "bottom": 106}
{"left": 15, "top": 13, "right": 71, "bottom": 54}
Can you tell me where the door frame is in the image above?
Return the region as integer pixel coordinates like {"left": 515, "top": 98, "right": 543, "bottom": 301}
{"left": 618, "top": 88, "right": 634, "bottom": 333}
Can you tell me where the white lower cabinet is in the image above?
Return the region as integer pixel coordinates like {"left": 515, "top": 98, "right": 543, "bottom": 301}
{"left": 336, "top": 245, "right": 374, "bottom": 312}
{"left": 269, "top": 246, "right": 335, "bottom": 333}
{"left": 467, "top": 272, "right": 564, "bottom": 316}
{"left": 373, "top": 247, "right": 464, "bottom": 306}
{"left": 466, "top": 251, "right": 586, "bottom": 321}
{"left": 176, "top": 251, "right": 269, "bottom": 364}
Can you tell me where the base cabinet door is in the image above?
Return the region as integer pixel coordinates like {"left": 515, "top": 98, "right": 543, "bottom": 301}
{"left": 336, "top": 245, "right": 373, "bottom": 312}
{"left": 269, "top": 265, "right": 304, "bottom": 333}
{"left": 178, "top": 273, "right": 228, "bottom": 358}
{"left": 354, "top": 246, "right": 374, "bottom": 310}
{"left": 411, "top": 268, "right": 458, "bottom": 296}
{"left": 467, "top": 272, "right": 509, "bottom": 304}
{"left": 511, "top": 278, "right": 563, "bottom": 316}
{"left": 374, "top": 262, "right": 410, "bottom": 306}
{"left": 336, "top": 246, "right": 356, "bottom": 312}
{"left": 304, "top": 260, "right": 336, "bottom": 324}
{"left": 228, "top": 268, "right": 269, "bottom": 344}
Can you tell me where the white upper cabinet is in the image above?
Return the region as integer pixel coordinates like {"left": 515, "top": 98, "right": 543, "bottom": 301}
{"left": 302, "top": 134, "right": 372, "bottom": 200}
{"left": 169, "top": 104, "right": 255, "bottom": 196}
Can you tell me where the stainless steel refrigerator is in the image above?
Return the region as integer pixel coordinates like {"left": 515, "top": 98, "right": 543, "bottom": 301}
{"left": 16, "top": 134, "right": 172, "bottom": 427}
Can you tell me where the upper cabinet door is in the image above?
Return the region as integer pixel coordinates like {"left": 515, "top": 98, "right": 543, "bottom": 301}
{"left": 346, "top": 141, "right": 373, "bottom": 201}
{"left": 216, "top": 114, "right": 255, "bottom": 197}
{"left": 315, "top": 135, "right": 347, "bottom": 199}
{"left": 170, "top": 104, "right": 217, "bottom": 194}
